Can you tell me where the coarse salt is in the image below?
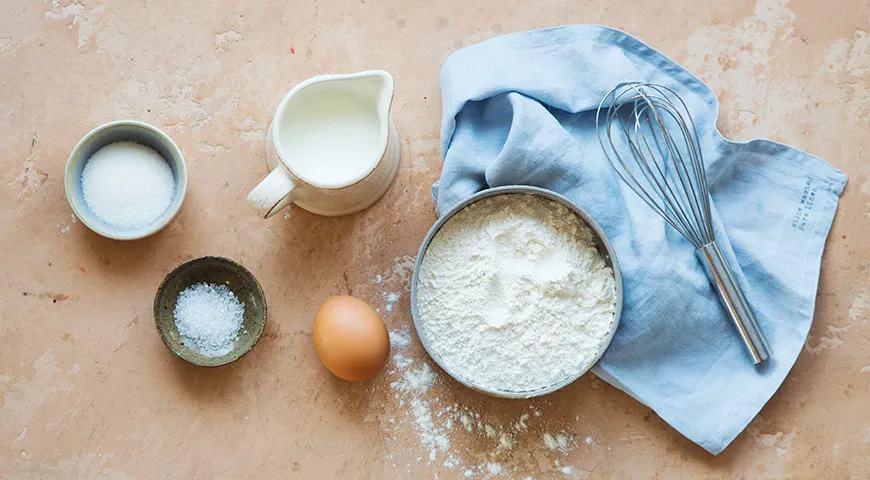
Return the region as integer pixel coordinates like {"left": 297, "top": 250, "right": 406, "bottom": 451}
{"left": 81, "top": 141, "right": 175, "bottom": 229}
{"left": 174, "top": 282, "right": 245, "bottom": 357}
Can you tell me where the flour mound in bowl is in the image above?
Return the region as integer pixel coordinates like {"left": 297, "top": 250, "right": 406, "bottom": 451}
{"left": 416, "top": 194, "right": 617, "bottom": 393}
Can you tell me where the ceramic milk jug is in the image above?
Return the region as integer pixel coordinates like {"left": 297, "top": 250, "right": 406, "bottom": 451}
{"left": 247, "top": 70, "right": 400, "bottom": 218}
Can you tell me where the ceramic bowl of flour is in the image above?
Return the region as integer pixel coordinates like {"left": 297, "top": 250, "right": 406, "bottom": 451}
{"left": 411, "top": 186, "right": 623, "bottom": 399}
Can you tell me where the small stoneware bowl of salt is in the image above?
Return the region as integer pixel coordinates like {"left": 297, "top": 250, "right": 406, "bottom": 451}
{"left": 64, "top": 120, "right": 187, "bottom": 240}
{"left": 154, "top": 256, "right": 266, "bottom": 367}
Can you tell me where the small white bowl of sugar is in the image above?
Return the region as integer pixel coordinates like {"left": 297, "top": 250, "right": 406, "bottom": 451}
{"left": 65, "top": 120, "right": 188, "bottom": 240}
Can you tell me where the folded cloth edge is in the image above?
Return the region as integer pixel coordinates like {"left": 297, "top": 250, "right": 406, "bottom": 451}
{"left": 439, "top": 25, "right": 848, "bottom": 187}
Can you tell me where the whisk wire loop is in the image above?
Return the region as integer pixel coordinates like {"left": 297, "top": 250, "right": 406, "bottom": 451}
{"left": 596, "top": 82, "right": 771, "bottom": 364}
{"left": 597, "top": 83, "right": 714, "bottom": 247}
{"left": 636, "top": 101, "right": 705, "bottom": 246}
{"left": 602, "top": 97, "right": 678, "bottom": 235}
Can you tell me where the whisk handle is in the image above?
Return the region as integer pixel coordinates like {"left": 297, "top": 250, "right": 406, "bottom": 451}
{"left": 696, "top": 241, "right": 771, "bottom": 364}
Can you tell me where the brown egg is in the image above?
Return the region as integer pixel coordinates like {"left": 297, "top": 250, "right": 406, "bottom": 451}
{"left": 312, "top": 295, "right": 390, "bottom": 381}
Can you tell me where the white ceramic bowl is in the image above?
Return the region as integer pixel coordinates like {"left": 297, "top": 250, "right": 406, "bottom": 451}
{"left": 64, "top": 120, "right": 188, "bottom": 240}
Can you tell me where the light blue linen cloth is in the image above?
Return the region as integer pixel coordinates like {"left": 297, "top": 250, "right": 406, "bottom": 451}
{"left": 434, "top": 25, "right": 847, "bottom": 454}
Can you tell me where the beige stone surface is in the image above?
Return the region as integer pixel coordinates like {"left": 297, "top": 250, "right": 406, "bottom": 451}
{"left": 1, "top": 0, "right": 869, "bottom": 478}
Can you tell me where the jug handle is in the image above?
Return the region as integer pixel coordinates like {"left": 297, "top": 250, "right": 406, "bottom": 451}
{"left": 247, "top": 167, "right": 296, "bottom": 218}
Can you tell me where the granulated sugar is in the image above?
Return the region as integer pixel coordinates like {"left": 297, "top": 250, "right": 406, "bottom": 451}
{"left": 174, "top": 283, "right": 245, "bottom": 357}
{"left": 81, "top": 141, "right": 175, "bottom": 229}
{"left": 416, "top": 194, "right": 617, "bottom": 393}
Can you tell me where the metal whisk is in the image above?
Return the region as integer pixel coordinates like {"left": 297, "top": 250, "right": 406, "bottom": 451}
{"left": 596, "top": 83, "right": 771, "bottom": 364}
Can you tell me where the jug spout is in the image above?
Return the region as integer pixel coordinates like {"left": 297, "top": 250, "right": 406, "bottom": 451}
{"left": 333, "top": 70, "right": 394, "bottom": 143}
{"left": 362, "top": 70, "right": 395, "bottom": 127}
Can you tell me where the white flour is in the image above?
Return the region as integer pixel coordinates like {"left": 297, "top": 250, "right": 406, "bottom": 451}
{"left": 383, "top": 326, "right": 591, "bottom": 478}
{"left": 416, "top": 194, "right": 617, "bottom": 393}
{"left": 389, "top": 327, "right": 411, "bottom": 348}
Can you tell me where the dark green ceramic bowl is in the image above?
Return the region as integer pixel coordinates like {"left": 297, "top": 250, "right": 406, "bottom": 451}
{"left": 154, "top": 256, "right": 266, "bottom": 367}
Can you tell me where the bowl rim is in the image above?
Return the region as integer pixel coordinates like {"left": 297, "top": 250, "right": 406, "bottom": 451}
{"left": 410, "top": 185, "right": 624, "bottom": 399}
{"left": 153, "top": 256, "right": 267, "bottom": 367}
{"left": 64, "top": 119, "right": 188, "bottom": 241}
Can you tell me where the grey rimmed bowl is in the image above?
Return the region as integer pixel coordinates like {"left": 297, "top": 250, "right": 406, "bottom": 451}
{"left": 64, "top": 120, "right": 188, "bottom": 240}
{"left": 410, "top": 186, "right": 623, "bottom": 399}
{"left": 154, "top": 256, "right": 266, "bottom": 367}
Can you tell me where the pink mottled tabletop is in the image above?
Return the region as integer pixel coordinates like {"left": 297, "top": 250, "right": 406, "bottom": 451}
{"left": 1, "top": 0, "right": 869, "bottom": 478}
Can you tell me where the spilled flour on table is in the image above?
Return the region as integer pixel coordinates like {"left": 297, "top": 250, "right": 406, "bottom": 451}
{"left": 379, "top": 326, "right": 592, "bottom": 478}
{"left": 390, "top": 255, "right": 416, "bottom": 293}
{"left": 366, "top": 255, "right": 599, "bottom": 477}
{"left": 373, "top": 255, "right": 416, "bottom": 291}
{"left": 543, "top": 432, "right": 575, "bottom": 452}
{"left": 384, "top": 292, "right": 401, "bottom": 312}
{"left": 389, "top": 327, "right": 412, "bottom": 349}
{"left": 374, "top": 255, "right": 417, "bottom": 314}
{"left": 554, "top": 460, "right": 575, "bottom": 476}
